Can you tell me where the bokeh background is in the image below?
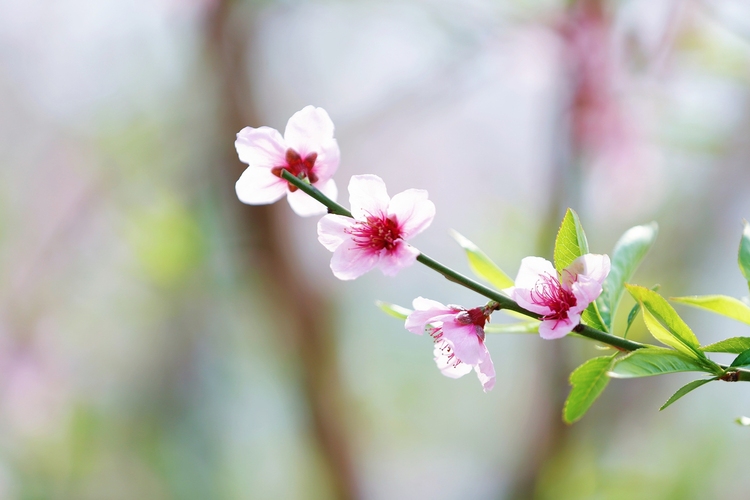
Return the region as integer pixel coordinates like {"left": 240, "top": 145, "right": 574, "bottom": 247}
{"left": 1, "top": 0, "right": 750, "bottom": 498}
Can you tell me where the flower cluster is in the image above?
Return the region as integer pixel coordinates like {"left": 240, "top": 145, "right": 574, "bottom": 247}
{"left": 234, "top": 106, "right": 610, "bottom": 392}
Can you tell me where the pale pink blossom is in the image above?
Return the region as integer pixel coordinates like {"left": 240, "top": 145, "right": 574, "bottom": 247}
{"left": 405, "top": 297, "right": 496, "bottom": 392}
{"left": 317, "top": 175, "right": 435, "bottom": 280}
{"left": 509, "top": 254, "right": 610, "bottom": 339}
{"left": 235, "top": 106, "right": 340, "bottom": 216}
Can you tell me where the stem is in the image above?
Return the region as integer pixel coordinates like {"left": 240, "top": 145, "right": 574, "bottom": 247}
{"left": 282, "top": 169, "right": 647, "bottom": 352}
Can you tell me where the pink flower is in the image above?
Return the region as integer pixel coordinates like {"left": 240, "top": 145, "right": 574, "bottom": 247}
{"left": 317, "top": 175, "right": 435, "bottom": 280}
{"left": 235, "top": 106, "right": 340, "bottom": 216}
{"left": 509, "top": 254, "right": 610, "bottom": 339}
{"left": 405, "top": 297, "right": 496, "bottom": 392}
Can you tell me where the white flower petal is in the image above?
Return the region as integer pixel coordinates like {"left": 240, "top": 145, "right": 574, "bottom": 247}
{"left": 317, "top": 215, "right": 353, "bottom": 252}
{"left": 284, "top": 106, "right": 335, "bottom": 157}
{"left": 347, "top": 175, "right": 390, "bottom": 219}
{"left": 235, "top": 126, "right": 286, "bottom": 168}
{"left": 387, "top": 189, "right": 435, "bottom": 239}
{"left": 235, "top": 166, "right": 287, "bottom": 205}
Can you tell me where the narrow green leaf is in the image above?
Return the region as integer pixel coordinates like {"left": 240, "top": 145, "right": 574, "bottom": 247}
{"left": 731, "top": 348, "right": 750, "bottom": 368}
{"left": 671, "top": 295, "right": 750, "bottom": 326}
{"left": 376, "top": 301, "right": 412, "bottom": 320}
{"left": 626, "top": 285, "right": 703, "bottom": 359}
{"left": 623, "top": 301, "right": 641, "bottom": 339}
{"left": 450, "top": 230, "right": 514, "bottom": 289}
{"left": 660, "top": 378, "right": 716, "bottom": 411}
{"left": 740, "top": 220, "right": 750, "bottom": 287}
{"left": 563, "top": 356, "right": 614, "bottom": 424}
{"left": 485, "top": 322, "right": 539, "bottom": 334}
{"left": 598, "top": 222, "right": 658, "bottom": 330}
{"left": 609, "top": 348, "right": 710, "bottom": 378}
{"left": 702, "top": 337, "right": 750, "bottom": 354}
{"left": 553, "top": 208, "right": 589, "bottom": 273}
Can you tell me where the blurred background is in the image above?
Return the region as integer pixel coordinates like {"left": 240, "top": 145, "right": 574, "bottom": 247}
{"left": 1, "top": 0, "right": 750, "bottom": 498}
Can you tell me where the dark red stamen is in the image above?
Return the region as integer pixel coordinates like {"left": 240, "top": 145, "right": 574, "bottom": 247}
{"left": 347, "top": 215, "right": 401, "bottom": 251}
{"left": 271, "top": 148, "right": 318, "bottom": 191}
{"left": 531, "top": 273, "right": 577, "bottom": 323}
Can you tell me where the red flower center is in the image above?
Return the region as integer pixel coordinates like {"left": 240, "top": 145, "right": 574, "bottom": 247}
{"left": 271, "top": 148, "right": 318, "bottom": 191}
{"left": 347, "top": 215, "right": 401, "bottom": 251}
{"left": 531, "top": 273, "right": 577, "bottom": 322}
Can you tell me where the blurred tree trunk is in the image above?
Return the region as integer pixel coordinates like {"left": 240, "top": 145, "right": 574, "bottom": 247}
{"left": 203, "top": 2, "right": 359, "bottom": 499}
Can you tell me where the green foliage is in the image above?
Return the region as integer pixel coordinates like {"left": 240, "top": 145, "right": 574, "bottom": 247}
{"left": 730, "top": 348, "right": 750, "bottom": 368}
{"left": 609, "top": 348, "right": 712, "bottom": 378}
{"left": 554, "top": 208, "right": 589, "bottom": 272}
{"left": 625, "top": 285, "right": 703, "bottom": 359}
{"left": 376, "top": 301, "right": 411, "bottom": 320}
{"left": 624, "top": 301, "right": 641, "bottom": 339}
{"left": 554, "top": 209, "right": 607, "bottom": 331}
{"left": 671, "top": 295, "right": 750, "bottom": 326}
{"left": 597, "top": 222, "right": 658, "bottom": 331}
{"left": 563, "top": 356, "right": 614, "bottom": 424}
{"left": 740, "top": 220, "right": 750, "bottom": 288}
{"left": 126, "top": 196, "right": 205, "bottom": 288}
{"left": 450, "top": 230, "right": 514, "bottom": 289}
{"left": 660, "top": 378, "right": 716, "bottom": 411}
{"left": 702, "top": 337, "right": 750, "bottom": 353}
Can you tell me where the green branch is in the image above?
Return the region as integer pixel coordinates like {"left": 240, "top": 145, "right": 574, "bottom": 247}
{"left": 282, "top": 169, "right": 647, "bottom": 353}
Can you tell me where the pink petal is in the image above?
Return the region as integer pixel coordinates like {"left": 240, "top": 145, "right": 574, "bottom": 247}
{"left": 405, "top": 312, "right": 456, "bottom": 335}
{"left": 514, "top": 256, "right": 557, "bottom": 289}
{"left": 317, "top": 214, "right": 354, "bottom": 252}
{"left": 235, "top": 126, "right": 286, "bottom": 168}
{"left": 377, "top": 241, "right": 419, "bottom": 277}
{"left": 440, "top": 322, "right": 484, "bottom": 365}
{"left": 538, "top": 315, "right": 578, "bottom": 339}
{"left": 283, "top": 106, "right": 336, "bottom": 157}
{"left": 387, "top": 189, "right": 436, "bottom": 239}
{"left": 329, "top": 241, "right": 380, "bottom": 280}
{"left": 434, "top": 343, "right": 473, "bottom": 379}
{"left": 568, "top": 255, "right": 610, "bottom": 313}
{"left": 474, "top": 347, "right": 496, "bottom": 392}
{"left": 235, "top": 166, "right": 287, "bottom": 205}
{"left": 511, "top": 287, "right": 553, "bottom": 317}
{"left": 311, "top": 139, "right": 341, "bottom": 182}
{"left": 347, "top": 175, "right": 390, "bottom": 220}
{"left": 412, "top": 297, "right": 449, "bottom": 312}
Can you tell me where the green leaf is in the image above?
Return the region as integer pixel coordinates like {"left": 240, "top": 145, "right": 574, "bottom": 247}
{"left": 702, "top": 337, "right": 750, "bottom": 354}
{"left": 563, "top": 356, "right": 614, "bottom": 424}
{"left": 553, "top": 208, "right": 589, "bottom": 273}
{"left": 553, "top": 209, "right": 608, "bottom": 331}
{"left": 609, "top": 348, "right": 711, "bottom": 378}
{"left": 597, "top": 222, "right": 658, "bottom": 330}
{"left": 740, "top": 220, "right": 750, "bottom": 288}
{"left": 660, "top": 378, "right": 716, "bottom": 411}
{"left": 625, "top": 285, "right": 703, "bottom": 359}
{"left": 581, "top": 303, "right": 608, "bottom": 332}
{"left": 376, "top": 301, "right": 412, "bottom": 320}
{"left": 485, "top": 322, "right": 539, "bottom": 334}
{"left": 671, "top": 295, "right": 750, "bottom": 326}
{"left": 449, "top": 230, "right": 514, "bottom": 290}
{"left": 731, "top": 348, "right": 750, "bottom": 368}
{"left": 623, "top": 301, "right": 641, "bottom": 339}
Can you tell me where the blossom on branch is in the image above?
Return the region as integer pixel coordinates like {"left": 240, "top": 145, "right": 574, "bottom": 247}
{"left": 317, "top": 175, "right": 435, "bottom": 280}
{"left": 235, "top": 106, "right": 340, "bottom": 216}
{"left": 405, "top": 297, "right": 496, "bottom": 392}
{"left": 509, "top": 254, "right": 610, "bottom": 339}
